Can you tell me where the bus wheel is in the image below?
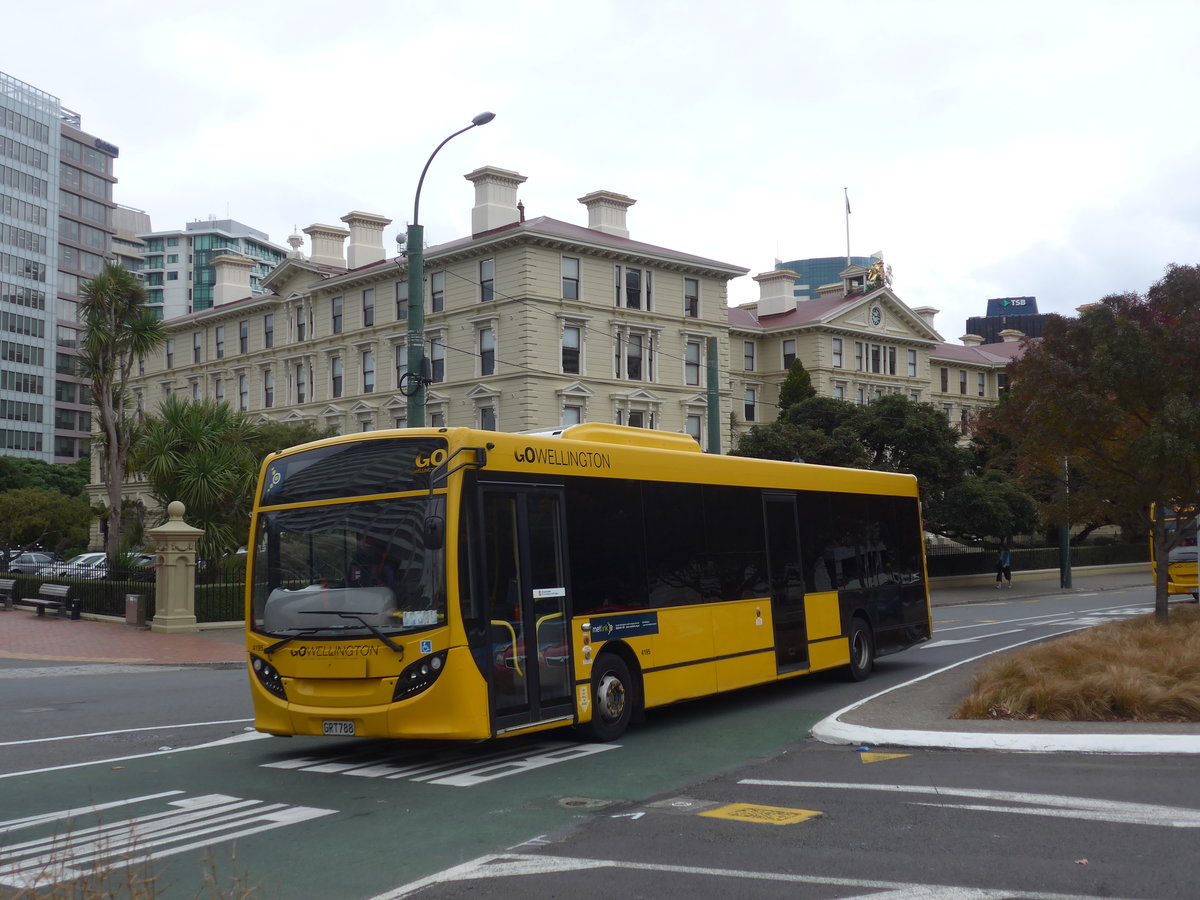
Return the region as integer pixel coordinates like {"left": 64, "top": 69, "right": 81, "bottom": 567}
{"left": 844, "top": 617, "right": 874, "bottom": 682}
{"left": 580, "top": 654, "right": 634, "bottom": 742}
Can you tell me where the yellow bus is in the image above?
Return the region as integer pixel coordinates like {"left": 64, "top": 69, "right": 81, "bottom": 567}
{"left": 1150, "top": 504, "right": 1198, "bottom": 600}
{"left": 245, "top": 424, "right": 932, "bottom": 742}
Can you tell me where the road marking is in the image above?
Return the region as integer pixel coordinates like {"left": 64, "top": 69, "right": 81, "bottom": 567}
{"left": 0, "top": 665, "right": 190, "bottom": 679}
{"left": 372, "top": 851, "right": 1146, "bottom": 900}
{"left": 261, "top": 740, "right": 618, "bottom": 787}
{"left": 860, "top": 752, "right": 910, "bottom": 764}
{"left": 921, "top": 628, "right": 1025, "bottom": 648}
{"left": 0, "top": 792, "right": 335, "bottom": 889}
{"left": 0, "top": 718, "right": 253, "bottom": 747}
{"left": 740, "top": 780, "right": 1200, "bottom": 827}
{"left": 698, "top": 803, "right": 821, "bottom": 825}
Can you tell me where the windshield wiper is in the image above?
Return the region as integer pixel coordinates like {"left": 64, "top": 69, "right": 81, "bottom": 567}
{"left": 263, "top": 626, "right": 354, "bottom": 654}
{"left": 297, "top": 610, "right": 404, "bottom": 653}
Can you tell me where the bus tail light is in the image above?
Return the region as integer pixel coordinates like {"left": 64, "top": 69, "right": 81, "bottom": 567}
{"left": 251, "top": 654, "right": 287, "bottom": 700}
{"left": 394, "top": 651, "right": 448, "bottom": 701}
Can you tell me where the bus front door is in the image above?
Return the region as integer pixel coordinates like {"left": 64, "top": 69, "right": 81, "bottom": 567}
{"left": 480, "top": 487, "right": 574, "bottom": 735}
{"left": 764, "top": 493, "right": 808, "bottom": 673}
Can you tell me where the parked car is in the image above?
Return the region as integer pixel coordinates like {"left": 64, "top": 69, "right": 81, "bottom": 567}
{"left": 6, "top": 551, "right": 61, "bottom": 574}
{"left": 37, "top": 552, "right": 109, "bottom": 580}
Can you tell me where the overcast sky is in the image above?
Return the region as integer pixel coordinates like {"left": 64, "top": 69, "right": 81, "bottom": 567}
{"left": 7, "top": 0, "right": 1198, "bottom": 339}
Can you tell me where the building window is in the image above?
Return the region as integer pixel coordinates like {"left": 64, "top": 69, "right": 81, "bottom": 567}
{"left": 940, "top": 367, "right": 949, "bottom": 392}
{"left": 888, "top": 346, "right": 897, "bottom": 376}
{"left": 192, "top": 332, "right": 202, "bottom": 363}
{"left": 479, "top": 327, "right": 495, "bottom": 376}
{"left": 857, "top": 387, "right": 866, "bottom": 404}
{"left": 296, "top": 307, "right": 306, "bottom": 342}
{"left": 782, "top": 339, "right": 796, "bottom": 369}
{"left": 960, "top": 408, "right": 970, "bottom": 432}
{"left": 744, "top": 388, "right": 757, "bottom": 422}
{"left": 685, "top": 414, "right": 702, "bottom": 446}
{"left": 362, "top": 288, "right": 375, "bottom": 327}
{"left": 165, "top": 339, "right": 174, "bottom": 369}
{"left": 263, "top": 368, "right": 274, "bottom": 408}
{"left": 562, "top": 324, "right": 581, "bottom": 374}
{"left": 978, "top": 372, "right": 986, "bottom": 397}
{"left": 362, "top": 350, "right": 375, "bottom": 393}
{"left": 331, "top": 356, "right": 343, "bottom": 399}
{"left": 395, "top": 281, "right": 408, "bottom": 320}
{"left": 959, "top": 370, "right": 967, "bottom": 394}
{"left": 167, "top": 271, "right": 179, "bottom": 281}
{"left": 563, "top": 405, "right": 582, "bottom": 427}
{"left": 870, "top": 344, "right": 881, "bottom": 374}
{"left": 832, "top": 338, "right": 843, "bottom": 368}
{"left": 296, "top": 363, "right": 306, "bottom": 403}
{"left": 214, "top": 378, "right": 224, "bottom": 402}
{"left": 430, "top": 339, "right": 445, "bottom": 382}
{"left": 479, "top": 406, "right": 496, "bottom": 430}
{"left": 191, "top": 380, "right": 200, "bottom": 401}
{"left": 627, "top": 411, "right": 645, "bottom": 428}
{"left": 743, "top": 341, "right": 755, "bottom": 371}
{"left": 833, "top": 383, "right": 845, "bottom": 400}
{"left": 263, "top": 313, "right": 274, "bottom": 349}
{"left": 615, "top": 265, "right": 651, "bottom": 309}
{"left": 562, "top": 257, "right": 579, "bottom": 299}
{"left": 615, "top": 330, "right": 652, "bottom": 381}
{"left": 394, "top": 343, "right": 408, "bottom": 388}
{"left": 855, "top": 342, "right": 864, "bottom": 371}
{"left": 907, "top": 349, "right": 917, "bottom": 377}
{"left": 430, "top": 271, "right": 445, "bottom": 312}
{"left": 238, "top": 374, "right": 248, "bottom": 411}
{"left": 332, "top": 296, "right": 343, "bottom": 334}
{"left": 479, "top": 259, "right": 494, "bottom": 302}
{"left": 240, "top": 320, "right": 248, "bottom": 352}
{"left": 684, "top": 340, "right": 701, "bottom": 386}
{"left": 215, "top": 326, "right": 224, "bottom": 359}
{"left": 682, "top": 277, "right": 700, "bottom": 318}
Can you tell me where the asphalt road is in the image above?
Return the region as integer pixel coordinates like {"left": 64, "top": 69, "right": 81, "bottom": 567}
{"left": 2, "top": 588, "right": 1196, "bottom": 899}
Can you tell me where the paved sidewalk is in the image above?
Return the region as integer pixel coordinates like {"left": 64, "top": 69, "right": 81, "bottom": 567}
{"left": 0, "top": 609, "right": 244, "bottom": 666}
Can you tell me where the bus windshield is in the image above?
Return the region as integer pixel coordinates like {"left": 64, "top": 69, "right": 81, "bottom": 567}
{"left": 250, "top": 496, "right": 446, "bottom": 640}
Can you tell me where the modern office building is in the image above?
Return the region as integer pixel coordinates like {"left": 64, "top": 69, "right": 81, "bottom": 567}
{"left": 111, "top": 206, "right": 150, "bottom": 274}
{"left": 965, "top": 296, "right": 1047, "bottom": 344}
{"left": 776, "top": 254, "right": 881, "bottom": 300}
{"left": 1, "top": 69, "right": 117, "bottom": 463}
{"left": 139, "top": 218, "right": 287, "bottom": 319}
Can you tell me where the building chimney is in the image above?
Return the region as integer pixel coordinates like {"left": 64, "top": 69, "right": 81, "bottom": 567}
{"left": 212, "top": 254, "right": 255, "bottom": 307}
{"left": 340, "top": 211, "right": 392, "bottom": 269}
{"left": 464, "top": 166, "right": 527, "bottom": 234}
{"left": 303, "top": 223, "right": 350, "bottom": 268}
{"left": 578, "top": 190, "right": 635, "bottom": 238}
{"left": 754, "top": 269, "right": 798, "bottom": 317}
{"left": 913, "top": 306, "right": 939, "bottom": 329}
{"left": 960, "top": 333, "right": 985, "bottom": 347}
{"left": 999, "top": 328, "right": 1025, "bottom": 343}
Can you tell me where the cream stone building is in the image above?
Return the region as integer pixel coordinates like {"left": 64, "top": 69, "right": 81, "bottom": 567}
{"left": 728, "top": 262, "right": 1023, "bottom": 443}
{"left": 128, "top": 166, "right": 748, "bottom": 453}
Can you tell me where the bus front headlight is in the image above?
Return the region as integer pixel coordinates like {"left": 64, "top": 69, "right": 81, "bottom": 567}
{"left": 251, "top": 654, "right": 287, "bottom": 700}
{"left": 393, "top": 651, "right": 448, "bottom": 701}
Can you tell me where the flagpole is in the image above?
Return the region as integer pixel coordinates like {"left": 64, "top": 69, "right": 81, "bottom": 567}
{"left": 843, "top": 187, "right": 851, "bottom": 264}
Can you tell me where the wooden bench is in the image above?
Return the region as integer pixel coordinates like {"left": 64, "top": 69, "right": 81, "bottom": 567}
{"left": 27, "top": 583, "right": 82, "bottom": 620}
{"left": 0, "top": 578, "right": 15, "bottom": 611}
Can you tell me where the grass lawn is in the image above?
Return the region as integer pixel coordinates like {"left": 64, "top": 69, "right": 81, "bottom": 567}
{"left": 953, "top": 604, "right": 1200, "bottom": 722}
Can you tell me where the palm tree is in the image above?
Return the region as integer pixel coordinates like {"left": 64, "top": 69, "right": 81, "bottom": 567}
{"left": 78, "top": 264, "right": 166, "bottom": 560}
{"left": 131, "top": 395, "right": 261, "bottom": 562}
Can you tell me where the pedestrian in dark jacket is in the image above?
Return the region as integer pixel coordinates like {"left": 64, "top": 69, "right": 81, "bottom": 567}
{"left": 995, "top": 543, "right": 1012, "bottom": 588}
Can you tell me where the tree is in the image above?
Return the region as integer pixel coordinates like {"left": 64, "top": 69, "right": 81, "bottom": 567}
{"left": 131, "top": 396, "right": 260, "bottom": 561}
{"left": 777, "top": 359, "right": 816, "bottom": 413}
{"left": 937, "top": 470, "right": 1040, "bottom": 544}
{"left": 855, "top": 394, "right": 970, "bottom": 502}
{"left": 0, "top": 488, "right": 91, "bottom": 557}
{"left": 0, "top": 457, "right": 89, "bottom": 498}
{"left": 991, "top": 264, "right": 1200, "bottom": 622}
{"left": 245, "top": 420, "right": 339, "bottom": 470}
{"left": 79, "top": 264, "right": 166, "bottom": 560}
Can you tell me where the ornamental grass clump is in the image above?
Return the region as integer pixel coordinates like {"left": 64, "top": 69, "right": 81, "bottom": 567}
{"left": 953, "top": 604, "right": 1200, "bottom": 721}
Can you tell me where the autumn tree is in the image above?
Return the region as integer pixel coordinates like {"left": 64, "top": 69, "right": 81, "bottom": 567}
{"left": 79, "top": 264, "right": 166, "bottom": 560}
{"left": 991, "top": 264, "right": 1200, "bottom": 621}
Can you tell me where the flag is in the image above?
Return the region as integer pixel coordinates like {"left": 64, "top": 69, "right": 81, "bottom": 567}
{"left": 844, "top": 189, "right": 851, "bottom": 215}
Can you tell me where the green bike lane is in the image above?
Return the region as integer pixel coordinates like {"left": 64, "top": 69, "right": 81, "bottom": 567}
{"left": 0, "top": 692, "right": 827, "bottom": 899}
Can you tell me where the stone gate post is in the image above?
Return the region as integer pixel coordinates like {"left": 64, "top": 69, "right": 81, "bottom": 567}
{"left": 148, "top": 500, "right": 204, "bottom": 634}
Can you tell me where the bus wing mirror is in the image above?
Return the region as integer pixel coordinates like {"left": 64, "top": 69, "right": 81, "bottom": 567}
{"left": 423, "top": 516, "right": 445, "bottom": 550}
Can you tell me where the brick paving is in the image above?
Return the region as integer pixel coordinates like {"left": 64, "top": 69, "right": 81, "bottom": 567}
{"left": 0, "top": 609, "right": 244, "bottom": 665}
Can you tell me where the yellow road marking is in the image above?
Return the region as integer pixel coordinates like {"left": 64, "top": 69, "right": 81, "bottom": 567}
{"left": 860, "top": 752, "right": 911, "bottom": 764}
{"left": 698, "top": 803, "right": 821, "bottom": 825}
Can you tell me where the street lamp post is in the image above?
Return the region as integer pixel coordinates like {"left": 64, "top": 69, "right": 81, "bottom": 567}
{"left": 403, "top": 111, "right": 496, "bottom": 428}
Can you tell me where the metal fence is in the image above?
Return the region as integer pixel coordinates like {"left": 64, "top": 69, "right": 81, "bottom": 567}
{"left": 925, "top": 541, "right": 1149, "bottom": 578}
{"left": 4, "top": 573, "right": 157, "bottom": 619}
